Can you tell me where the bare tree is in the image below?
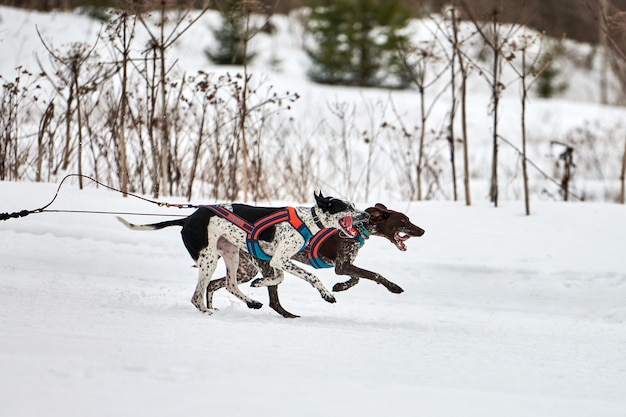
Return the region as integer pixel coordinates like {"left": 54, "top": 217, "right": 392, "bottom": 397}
{"left": 36, "top": 101, "right": 55, "bottom": 182}
{"left": 105, "top": 9, "right": 139, "bottom": 195}
{"left": 589, "top": 1, "right": 626, "bottom": 203}
{"left": 446, "top": 14, "right": 459, "bottom": 202}
{"left": 455, "top": 11, "right": 473, "bottom": 206}
{"left": 622, "top": 127, "right": 626, "bottom": 204}
{"left": 324, "top": 100, "right": 358, "bottom": 198}
{"left": 505, "top": 32, "right": 555, "bottom": 214}
{"left": 398, "top": 38, "right": 448, "bottom": 200}
{"left": 137, "top": 1, "right": 210, "bottom": 197}
{"left": 0, "top": 68, "right": 44, "bottom": 180}
{"left": 599, "top": 0, "right": 610, "bottom": 104}
{"left": 437, "top": 3, "right": 477, "bottom": 205}
{"left": 186, "top": 72, "right": 218, "bottom": 200}
{"left": 551, "top": 141, "right": 576, "bottom": 201}
{"left": 37, "top": 29, "right": 116, "bottom": 188}
{"left": 460, "top": 0, "right": 524, "bottom": 207}
{"left": 224, "top": 0, "right": 279, "bottom": 202}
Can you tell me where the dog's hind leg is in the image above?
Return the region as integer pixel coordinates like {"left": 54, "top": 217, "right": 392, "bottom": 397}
{"left": 249, "top": 259, "right": 298, "bottom": 318}
{"left": 217, "top": 237, "right": 262, "bottom": 310}
{"left": 205, "top": 249, "right": 266, "bottom": 310}
{"left": 267, "top": 285, "right": 299, "bottom": 318}
{"left": 250, "top": 259, "right": 284, "bottom": 287}
{"left": 205, "top": 277, "right": 225, "bottom": 310}
{"left": 192, "top": 246, "right": 220, "bottom": 313}
{"left": 205, "top": 250, "right": 261, "bottom": 309}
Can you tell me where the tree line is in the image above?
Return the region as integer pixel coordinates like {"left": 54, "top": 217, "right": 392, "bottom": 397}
{"left": 1, "top": 0, "right": 626, "bottom": 211}
{"left": 2, "top": 0, "right": 625, "bottom": 45}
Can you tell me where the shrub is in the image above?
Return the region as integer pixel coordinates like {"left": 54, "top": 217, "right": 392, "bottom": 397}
{"left": 305, "top": 0, "right": 411, "bottom": 88}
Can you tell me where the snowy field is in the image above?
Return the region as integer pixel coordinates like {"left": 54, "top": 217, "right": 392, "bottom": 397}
{"left": 1, "top": 180, "right": 625, "bottom": 417}
{"left": 1, "top": 5, "right": 626, "bottom": 416}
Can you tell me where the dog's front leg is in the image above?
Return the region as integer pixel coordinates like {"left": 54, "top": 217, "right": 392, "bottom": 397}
{"left": 250, "top": 257, "right": 298, "bottom": 319}
{"left": 332, "top": 261, "right": 404, "bottom": 294}
{"left": 270, "top": 251, "right": 336, "bottom": 303}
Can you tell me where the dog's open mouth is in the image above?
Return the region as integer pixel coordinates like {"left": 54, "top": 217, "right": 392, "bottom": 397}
{"left": 394, "top": 231, "right": 411, "bottom": 251}
{"left": 339, "top": 216, "right": 358, "bottom": 237}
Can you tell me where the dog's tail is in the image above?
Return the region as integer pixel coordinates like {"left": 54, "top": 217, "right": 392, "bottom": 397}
{"left": 116, "top": 216, "right": 185, "bottom": 231}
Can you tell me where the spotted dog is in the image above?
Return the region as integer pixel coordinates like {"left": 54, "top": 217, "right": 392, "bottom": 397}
{"left": 117, "top": 192, "right": 368, "bottom": 314}
{"left": 204, "top": 203, "right": 425, "bottom": 318}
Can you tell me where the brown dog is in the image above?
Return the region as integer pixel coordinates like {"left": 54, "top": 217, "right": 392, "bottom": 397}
{"left": 205, "top": 204, "right": 425, "bottom": 317}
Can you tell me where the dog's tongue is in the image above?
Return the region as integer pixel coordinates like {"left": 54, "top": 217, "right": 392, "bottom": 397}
{"left": 341, "top": 216, "right": 358, "bottom": 237}
{"left": 395, "top": 232, "right": 410, "bottom": 251}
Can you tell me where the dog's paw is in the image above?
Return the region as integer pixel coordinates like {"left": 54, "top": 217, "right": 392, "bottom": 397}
{"left": 322, "top": 292, "right": 336, "bottom": 303}
{"left": 386, "top": 283, "right": 404, "bottom": 294}
{"left": 332, "top": 277, "right": 359, "bottom": 292}
{"left": 191, "top": 297, "right": 206, "bottom": 312}
{"left": 246, "top": 300, "right": 263, "bottom": 309}
{"left": 276, "top": 309, "right": 300, "bottom": 319}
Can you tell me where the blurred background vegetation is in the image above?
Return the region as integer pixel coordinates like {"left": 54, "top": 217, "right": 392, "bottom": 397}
{"left": 1, "top": 0, "right": 624, "bottom": 45}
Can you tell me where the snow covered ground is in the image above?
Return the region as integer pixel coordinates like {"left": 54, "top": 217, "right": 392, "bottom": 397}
{"left": 1, "top": 180, "right": 625, "bottom": 417}
{"left": 1, "top": 5, "right": 626, "bottom": 416}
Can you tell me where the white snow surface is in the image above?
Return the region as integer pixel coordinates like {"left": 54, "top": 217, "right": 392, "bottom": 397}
{"left": 1, "top": 180, "right": 625, "bottom": 417}
{"left": 1, "top": 6, "right": 626, "bottom": 417}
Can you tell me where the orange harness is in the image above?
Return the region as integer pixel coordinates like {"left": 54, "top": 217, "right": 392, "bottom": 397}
{"left": 204, "top": 205, "right": 313, "bottom": 261}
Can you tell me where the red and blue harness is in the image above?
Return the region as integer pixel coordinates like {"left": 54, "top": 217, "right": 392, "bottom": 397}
{"left": 204, "top": 205, "right": 366, "bottom": 269}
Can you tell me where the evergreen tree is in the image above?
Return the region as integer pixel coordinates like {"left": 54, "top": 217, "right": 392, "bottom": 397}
{"left": 306, "top": 0, "right": 411, "bottom": 88}
{"left": 205, "top": 1, "right": 257, "bottom": 66}
{"left": 534, "top": 46, "right": 568, "bottom": 98}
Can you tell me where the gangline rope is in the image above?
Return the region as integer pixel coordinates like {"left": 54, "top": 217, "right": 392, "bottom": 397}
{"left": 1, "top": 174, "right": 195, "bottom": 221}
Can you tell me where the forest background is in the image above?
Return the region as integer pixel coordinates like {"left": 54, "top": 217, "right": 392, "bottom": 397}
{"left": 3, "top": 0, "right": 624, "bottom": 45}
{"left": 1, "top": 0, "right": 626, "bottom": 210}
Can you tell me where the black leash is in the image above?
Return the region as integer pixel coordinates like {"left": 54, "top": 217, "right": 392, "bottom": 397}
{"left": 43, "top": 210, "right": 187, "bottom": 217}
{"left": 1, "top": 209, "right": 32, "bottom": 221}
{"left": 1, "top": 174, "right": 197, "bottom": 221}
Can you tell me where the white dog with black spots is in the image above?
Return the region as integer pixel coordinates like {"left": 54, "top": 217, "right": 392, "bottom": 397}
{"left": 118, "top": 192, "right": 368, "bottom": 314}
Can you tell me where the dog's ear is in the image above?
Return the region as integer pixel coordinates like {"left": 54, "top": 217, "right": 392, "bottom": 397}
{"left": 366, "top": 205, "right": 389, "bottom": 221}
{"left": 375, "top": 204, "right": 391, "bottom": 217}
{"left": 314, "top": 191, "right": 330, "bottom": 208}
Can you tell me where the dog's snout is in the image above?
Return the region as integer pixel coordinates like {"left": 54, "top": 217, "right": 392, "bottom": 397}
{"left": 355, "top": 211, "right": 370, "bottom": 222}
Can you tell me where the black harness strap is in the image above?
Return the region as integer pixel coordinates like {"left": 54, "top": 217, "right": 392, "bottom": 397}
{"left": 310, "top": 207, "right": 325, "bottom": 230}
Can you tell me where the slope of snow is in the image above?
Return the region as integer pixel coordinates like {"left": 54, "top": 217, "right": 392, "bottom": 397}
{"left": 1, "top": 180, "right": 625, "bottom": 417}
